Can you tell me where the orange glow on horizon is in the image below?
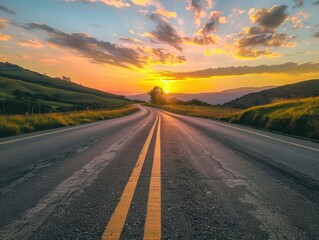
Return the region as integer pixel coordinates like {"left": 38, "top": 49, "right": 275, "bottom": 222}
{"left": 4, "top": 51, "right": 319, "bottom": 95}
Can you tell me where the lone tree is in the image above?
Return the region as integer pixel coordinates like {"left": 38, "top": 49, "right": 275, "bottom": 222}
{"left": 61, "top": 76, "right": 71, "bottom": 82}
{"left": 149, "top": 86, "right": 166, "bottom": 105}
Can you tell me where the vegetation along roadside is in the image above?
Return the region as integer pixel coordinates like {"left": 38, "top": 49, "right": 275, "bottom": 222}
{"left": 147, "top": 86, "right": 319, "bottom": 140}
{"left": 0, "top": 105, "right": 138, "bottom": 138}
{"left": 227, "top": 97, "right": 319, "bottom": 140}
{"left": 151, "top": 104, "right": 240, "bottom": 119}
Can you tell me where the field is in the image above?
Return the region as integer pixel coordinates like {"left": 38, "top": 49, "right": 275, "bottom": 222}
{"left": 152, "top": 104, "right": 241, "bottom": 119}
{"left": 228, "top": 97, "right": 319, "bottom": 140}
{"left": 0, "top": 105, "right": 138, "bottom": 137}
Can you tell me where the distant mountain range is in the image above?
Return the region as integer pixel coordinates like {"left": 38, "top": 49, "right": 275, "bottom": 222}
{"left": 128, "top": 86, "right": 275, "bottom": 105}
{"left": 225, "top": 79, "right": 319, "bottom": 108}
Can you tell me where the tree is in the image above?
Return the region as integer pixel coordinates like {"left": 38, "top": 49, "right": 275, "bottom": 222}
{"left": 0, "top": 95, "right": 5, "bottom": 115}
{"left": 187, "top": 99, "right": 211, "bottom": 106}
{"left": 61, "top": 76, "right": 71, "bottom": 82}
{"left": 149, "top": 86, "right": 166, "bottom": 105}
{"left": 12, "top": 89, "right": 36, "bottom": 115}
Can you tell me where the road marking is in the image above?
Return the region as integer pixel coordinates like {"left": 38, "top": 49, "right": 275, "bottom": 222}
{"left": 207, "top": 120, "right": 319, "bottom": 153}
{"left": 144, "top": 116, "right": 162, "bottom": 240}
{"left": 160, "top": 110, "right": 319, "bottom": 153}
{"left": 0, "top": 120, "right": 110, "bottom": 145}
{"left": 0, "top": 118, "right": 151, "bottom": 240}
{"left": 102, "top": 116, "right": 158, "bottom": 240}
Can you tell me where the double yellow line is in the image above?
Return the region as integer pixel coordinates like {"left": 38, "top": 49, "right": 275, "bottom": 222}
{"left": 102, "top": 115, "right": 162, "bottom": 240}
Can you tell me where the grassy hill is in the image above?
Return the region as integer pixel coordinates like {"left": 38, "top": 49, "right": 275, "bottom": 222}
{"left": 0, "top": 62, "right": 131, "bottom": 114}
{"left": 225, "top": 80, "right": 319, "bottom": 109}
{"left": 228, "top": 97, "right": 319, "bottom": 140}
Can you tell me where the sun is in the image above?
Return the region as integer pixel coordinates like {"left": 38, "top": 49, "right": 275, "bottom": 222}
{"left": 162, "top": 80, "right": 170, "bottom": 94}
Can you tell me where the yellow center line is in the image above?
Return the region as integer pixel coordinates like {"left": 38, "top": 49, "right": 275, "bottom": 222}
{"left": 144, "top": 116, "right": 162, "bottom": 240}
{"left": 102, "top": 115, "right": 158, "bottom": 240}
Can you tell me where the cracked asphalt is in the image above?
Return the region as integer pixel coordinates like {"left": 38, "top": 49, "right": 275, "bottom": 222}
{"left": 1, "top": 106, "right": 319, "bottom": 239}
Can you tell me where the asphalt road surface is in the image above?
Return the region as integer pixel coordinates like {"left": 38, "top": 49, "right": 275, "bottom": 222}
{"left": 1, "top": 106, "right": 319, "bottom": 240}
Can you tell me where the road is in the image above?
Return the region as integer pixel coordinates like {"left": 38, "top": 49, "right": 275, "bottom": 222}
{"left": 1, "top": 106, "right": 319, "bottom": 239}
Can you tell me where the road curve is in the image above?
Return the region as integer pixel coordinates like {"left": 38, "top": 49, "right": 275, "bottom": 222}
{"left": 0, "top": 106, "right": 319, "bottom": 239}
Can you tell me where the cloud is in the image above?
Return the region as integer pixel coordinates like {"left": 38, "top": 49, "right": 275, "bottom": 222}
{"left": 290, "top": 10, "right": 309, "bottom": 29}
{"left": 0, "top": 33, "right": 12, "bottom": 41}
{"left": 17, "top": 40, "right": 45, "bottom": 48}
{"left": 147, "top": 9, "right": 219, "bottom": 48}
{"left": 183, "top": 34, "right": 217, "bottom": 46}
{"left": 0, "top": 5, "right": 15, "bottom": 14}
{"left": 197, "top": 11, "right": 226, "bottom": 35}
{"left": 0, "top": 18, "right": 8, "bottom": 30}
{"left": 26, "top": 23, "right": 143, "bottom": 68}
{"left": 231, "top": 8, "right": 245, "bottom": 15}
{"left": 154, "top": 8, "right": 177, "bottom": 19}
{"left": 161, "top": 62, "right": 319, "bottom": 79}
{"left": 139, "top": 47, "right": 186, "bottom": 65}
{"left": 25, "top": 22, "right": 185, "bottom": 68}
{"left": 119, "top": 37, "right": 142, "bottom": 43}
{"left": 204, "top": 48, "right": 225, "bottom": 56}
{"left": 236, "top": 33, "right": 296, "bottom": 48}
{"left": 250, "top": 5, "right": 289, "bottom": 30}
{"left": 149, "top": 13, "right": 183, "bottom": 51}
{"left": 293, "top": 0, "right": 304, "bottom": 8}
{"left": 232, "top": 5, "right": 295, "bottom": 58}
{"left": 313, "top": 1, "right": 319, "bottom": 5}
{"left": 242, "top": 26, "right": 274, "bottom": 35}
{"left": 187, "top": 0, "right": 213, "bottom": 26}
{"left": 186, "top": 11, "right": 224, "bottom": 46}
{"left": 65, "top": 0, "right": 130, "bottom": 8}
{"left": 234, "top": 48, "right": 276, "bottom": 59}
{"left": 93, "top": 0, "right": 130, "bottom": 7}
{"left": 234, "top": 30, "right": 296, "bottom": 58}
{"left": 131, "top": 0, "right": 158, "bottom": 7}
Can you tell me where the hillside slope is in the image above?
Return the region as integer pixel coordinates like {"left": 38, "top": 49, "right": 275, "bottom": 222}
{"left": 228, "top": 96, "right": 319, "bottom": 140}
{"left": 225, "top": 80, "right": 319, "bottom": 108}
{"left": 0, "top": 62, "right": 122, "bottom": 98}
{"left": 0, "top": 62, "right": 131, "bottom": 114}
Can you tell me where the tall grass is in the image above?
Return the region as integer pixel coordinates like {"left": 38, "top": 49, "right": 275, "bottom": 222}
{"left": 0, "top": 105, "right": 138, "bottom": 137}
{"left": 152, "top": 104, "right": 241, "bottom": 119}
{"left": 228, "top": 97, "right": 319, "bottom": 139}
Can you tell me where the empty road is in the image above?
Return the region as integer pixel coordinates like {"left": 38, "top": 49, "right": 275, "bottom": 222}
{"left": 1, "top": 106, "right": 319, "bottom": 239}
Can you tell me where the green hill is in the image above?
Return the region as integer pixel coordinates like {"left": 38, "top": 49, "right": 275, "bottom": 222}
{"left": 225, "top": 80, "right": 319, "bottom": 109}
{"left": 228, "top": 96, "right": 319, "bottom": 140}
{"left": 0, "top": 62, "right": 131, "bottom": 114}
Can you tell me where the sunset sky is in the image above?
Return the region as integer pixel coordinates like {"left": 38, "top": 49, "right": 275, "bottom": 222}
{"left": 0, "top": 0, "right": 319, "bottom": 95}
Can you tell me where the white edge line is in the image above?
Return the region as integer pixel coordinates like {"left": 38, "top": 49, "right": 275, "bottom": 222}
{"left": 210, "top": 120, "right": 319, "bottom": 152}
{"left": 0, "top": 119, "right": 111, "bottom": 145}
{"left": 159, "top": 109, "right": 319, "bottom": 153}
